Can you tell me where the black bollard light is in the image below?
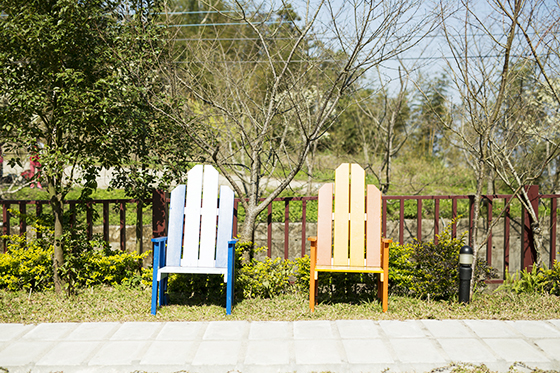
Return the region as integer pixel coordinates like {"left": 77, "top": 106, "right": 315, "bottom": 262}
{"left": 459, "top": 245, "right": 474, "bottom": 303}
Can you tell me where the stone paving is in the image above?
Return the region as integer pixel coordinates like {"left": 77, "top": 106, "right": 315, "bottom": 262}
{"left": 1, "top": 320, "right": 559, "bottom": 373}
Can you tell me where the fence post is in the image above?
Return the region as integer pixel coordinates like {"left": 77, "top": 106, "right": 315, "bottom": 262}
{"left": 136, "top": 200, "right": 143, "bottom": 257}
{"left": 152, "top": 189, "right": 167, "bottom": 239}
{"left": 522, "top": 185, "right": 539, "bottom": 271}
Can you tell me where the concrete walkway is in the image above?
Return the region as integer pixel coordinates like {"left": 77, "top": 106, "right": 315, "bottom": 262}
{"left": 1, "top": 320, "right": 559, "bottom": 373}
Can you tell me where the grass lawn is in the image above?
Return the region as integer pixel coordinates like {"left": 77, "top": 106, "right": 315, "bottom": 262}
{"left": 1, "top": 287, "right": 559, "bottom": 323}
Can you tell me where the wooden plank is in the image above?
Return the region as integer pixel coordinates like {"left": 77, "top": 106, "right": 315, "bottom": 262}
{"left": 159, "top": 266, "right": 228, "bottom": 276}
{"left": 316, "top": 183, "right": 333, "bottom": 266}
{"left": 199, "top": 165, "right": 219, "bottom": 268}
{"left": 349, "top": 164, "right": 365, "bottom": 266}
{"left": 334, "top": 163, "right": 350, "bottom": 266}
{"left": 166, "top": 184, "right": 186, "bottom": 267}
{"left": 366, "top": 184, "right": 382, "bottom": 267}
{"left": 182, "top": 165, "right": 203, "bottom": 267}
{"left": 216, "top": 186, "right": 234, "bottom": 268}
{"left": 315, "top": 265, "right": 383, "bottom": 273}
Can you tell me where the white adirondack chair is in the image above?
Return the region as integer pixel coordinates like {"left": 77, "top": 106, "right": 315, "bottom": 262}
{"left": 150, "top": 165, "right": 237, "bottom": 315}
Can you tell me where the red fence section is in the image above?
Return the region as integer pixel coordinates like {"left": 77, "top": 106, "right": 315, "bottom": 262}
{"left": 1, "top": 198, "right": 142, "bottom": 252}
{"left": 2, "top": 186, "right": 559, "bottom": 276}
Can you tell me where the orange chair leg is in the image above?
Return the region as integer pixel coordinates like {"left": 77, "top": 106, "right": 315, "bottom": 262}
{"left": 309, "top": 238, "right": 318, "bottom": 311}
{"left": 381, "top": 238, "right": 391, "bottom": 313}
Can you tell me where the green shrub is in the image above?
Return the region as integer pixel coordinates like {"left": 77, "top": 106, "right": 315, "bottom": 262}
{"left": 0, "top": 232, "right": 53, "bottom": 291}
{"left": 389, "top": 219, "right": 497, "bottom": 300}
{"left": 165, "top": 242, "right": 311, "bottom": 301}
{"left": 290, "top": 253, "right": 381, "bottom": 303}
{"left": 0, "top": 210, "right": 147, "bottom": 292}
{"left": 292, "top": 255, "right": 310, "bottom": 292}
{"left": 497, "top": 262, "right": 560, "bottom": 296}
{"left": 60, "top": 231, "right": 148, "bottom": 290}
{"left": 236, "top": 248, "right": 294, "bottom": 298}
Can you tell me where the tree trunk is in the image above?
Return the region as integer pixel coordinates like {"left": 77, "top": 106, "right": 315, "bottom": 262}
{"left": 469, "top": 138, "right": 488, "bottom": 296}
{"left": 48, "top": 181, "right": 65, "bottom": 294}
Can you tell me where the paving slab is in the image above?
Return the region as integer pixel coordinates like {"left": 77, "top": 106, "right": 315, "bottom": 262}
{"left": 244, "top": 340, "right": 290, "bottom": 365}
{"left": 156, "top": 321, "right": 205, "bottom": 340}
{"left": 0, "top": 340, "right": 53, "bottom": 366}
{"left": 110, "top": 321, "right": 162, "bottom": 340}
{"left": 139, "top": 340, "right": 195, "bottom": 365}
{"left": 548, "top": 319, "right": 560, "bottom": 330}
{"left": 88, "top": 341, "right": 148, "bottom": 365}
{"left": 203, "top": 320, "right": 248, "bottom": 340}
{"left": 35, "top": 341, "right": 99, "bottom": 366}
{"left": 484, "top": 338, "right": 550, "bottom": 362}
{"left": 535, "top": 338, "right": 560, "bottom": 359}
{"left": 294, "top": 339, "right": 343, "bottom": 364}
{"left": 464, "top": 320, "right": 520, "bottom": 338}
{"left": 507, "top": 320, "right": 560, "bottom": 338}
{"left": 293, "top": 320, "right": 335, "bottom": 339}
{"left": 437, "top": 338, "right": 498, "bottom": 363}
{"left": 65, "top": 322, "right": 119, "bottom": 340}
{"left": 422, "top": 320, "right": 474, "bottom": 338}
{"left": 192, "top": 340, "right": 241, "bottom": 365}
{"left": 21, "top": 322, "right": 78, "bottom": 340}
{"left": 0, "top": 323, "right": 34, "bottom": 341}
{"left": 342, "top": 339, "right": 394, "bottom": 364}
{"left": 248, "top": 320, "right": 291, "bottom": 340}
{"left": 380, "top": 320, "right": 427, "bottom": 338}
{"left": 336, "top": 319, "right": 380, "bottom": 339}
{"left": 390, "top": 338, "right": 447, "bottom": 364}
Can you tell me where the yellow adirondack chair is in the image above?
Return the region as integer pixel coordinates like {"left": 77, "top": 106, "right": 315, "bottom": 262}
{"left": 308, "top": 163, "right": 392, "bottom": 312}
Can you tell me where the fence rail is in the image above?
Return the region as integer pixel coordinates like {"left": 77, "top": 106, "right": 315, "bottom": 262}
{"left": 3, "top": 185, "right": 559, "bottom": 280}
{"left": 1, "top": 198, "right": 144, "bottom": 253}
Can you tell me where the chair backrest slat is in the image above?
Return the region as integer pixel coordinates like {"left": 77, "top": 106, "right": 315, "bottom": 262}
{"left": 349, "top": 164, "right": 366, "bottom": 266}
{"left": 199, "top": 165, "right": 220, "bottom": 267}
{"left": 333, "top": 163, "right": 350, "bottom": 265}
{"left": 316, "top": 183, "right": 333, "bottom": 266}
{"left": 182, "top": 165, "right": 204, "bottom": 267}
{"left": 316, "top": 163, "right": 383, "bottom": 268}
{"left": 366, "top": 185, "right": 382, "bottom": 266}
{"left": 166, "top": 185, "right": 186, "bottom": 267}
{"left": 215, "top": 185, "right": 235, "bottom": 268}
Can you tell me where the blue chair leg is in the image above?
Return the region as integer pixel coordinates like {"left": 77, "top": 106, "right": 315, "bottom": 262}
{"left": 150, "top": 266, "right": 159, "bottom": 315}
{"left": 150, "top": 238, "right": 167, "bottom": 315}
{"left": 226, "top": 239, "right": 237, "bottom": 315}
{"left": 159, "top": 275, "right": 167, "bottom": 307}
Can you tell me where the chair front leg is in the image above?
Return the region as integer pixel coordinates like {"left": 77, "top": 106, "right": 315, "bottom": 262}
{"left": 308, "top": 237, "right": 318, "bottom": 311}
{"left": 226, "top": 239, "right": 237, "bottom": 315}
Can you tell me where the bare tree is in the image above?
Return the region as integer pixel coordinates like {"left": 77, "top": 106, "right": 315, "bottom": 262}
{"left": 349, "top": 67, "right": 410, "bottom": 193}
{"left": 437, "top": 0, "right": 560, "bottom": 286}
{"left": 152, "top": 0, "right": 435, "bottom": 242}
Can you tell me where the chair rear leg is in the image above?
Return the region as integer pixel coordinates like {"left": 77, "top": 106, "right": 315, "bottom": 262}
{"left": 309, "top": 239, "right": 318, "bottom": 311}
{"left": 161, "top": 276, "right": 169, "bottom": 306}
{"left": 150, "top": 270, "right": 159, "bottom": 315}
{"left": 382, "top": 272, "right": 388, "bottom": 313}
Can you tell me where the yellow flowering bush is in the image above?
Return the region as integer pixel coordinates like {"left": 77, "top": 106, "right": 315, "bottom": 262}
{"left": 0, "top": 233, "right": 53, "bottom": 291}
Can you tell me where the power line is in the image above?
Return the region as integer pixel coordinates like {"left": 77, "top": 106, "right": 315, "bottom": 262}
{"left": 156, "top": 10, "right": 238, "bottom": 15}
{"left": 174, "top": 37, "right": 295, "bottom": 41}
{"left": 165, "top": 21, "right": 291, "bottom": 27}
{"left": 169, "top": 54, "right": 541, "bottom": 64}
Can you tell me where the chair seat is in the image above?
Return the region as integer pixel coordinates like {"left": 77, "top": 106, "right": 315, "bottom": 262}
{"left": 158, "top": 266, "right": 228, "bottom": 280}
{"left": 315, "top": 265, "right": 384, "bottom": 273}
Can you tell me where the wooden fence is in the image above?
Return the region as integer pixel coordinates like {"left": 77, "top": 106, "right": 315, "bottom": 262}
{"left": 3, "top": 185, "right": 559, "bottom": 279}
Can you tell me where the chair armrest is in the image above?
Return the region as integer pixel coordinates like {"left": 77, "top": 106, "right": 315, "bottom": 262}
{"left": 152, "top": 236, "right": 168, "bottom": 269}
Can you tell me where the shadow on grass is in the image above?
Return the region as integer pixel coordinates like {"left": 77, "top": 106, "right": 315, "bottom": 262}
{"left": 166, "top": 273, "right": 228, "bottom": 308}
{"left": 315, "top": 272, "right": 382, "bottom": 306}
